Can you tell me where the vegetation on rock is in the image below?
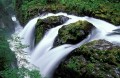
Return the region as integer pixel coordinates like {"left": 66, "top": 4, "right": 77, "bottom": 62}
{"left": 54, "top": 40, "right": 120, "bottom": 78}
{"left": 57, "top": 21, "right": 93, "bottom": 44}
{"left": 15, "top": 0, "right": 120, "bottom": 25}
{"left": 35, "top": 16, "right": 69, "bottom": 44}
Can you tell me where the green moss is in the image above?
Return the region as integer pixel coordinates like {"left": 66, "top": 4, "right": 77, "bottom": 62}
{"left": 35, "top": 16, "right": 68, "bottom": 45}
{"left": 54, "top": 40, "right": 120, "bottom": 78}
{"left": 58, "top": 21, "right": 93, "bottom": 44}
{"left": 86, "top": 63, "right": 95, "bottom": 72}
{"left": 66, "top": 56, "right": 84, "bottom": 72}
{"left": 35, "top": 19, "right": 44, "bottom": 45}
{"left": 16, "top": 0, "right": 120, "bottom": 25}
{"left": 77, "top": 40, "right": 120, "bottom": 65}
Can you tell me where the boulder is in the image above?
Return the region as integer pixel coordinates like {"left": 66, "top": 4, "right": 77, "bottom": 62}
{"left": 56, "top": 21, "right": 93, "bottom": 45}
{"left": 35, "top": 16, "right": 69, "bottom": 44}
{"left": 54, "top": 40, "right": 120, "bottom": 78}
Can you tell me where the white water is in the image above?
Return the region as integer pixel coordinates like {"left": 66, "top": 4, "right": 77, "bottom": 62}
{"left": 31, "top": 16, "right": 86, "bottom": 62}
{"left": 10, "top": 12, "right": 120, "bottom": 78}
{"left": 11, "top": 16, "right": 23, "bottom": 34}
{"left": 18, "top": 17, "right": 39, "bottom": 53}
{"left": 34, "top": 35, "right": 91, "bottom": 78}
{"left": 12, "top": 15, "right": 17, "bottom": 21}
{"left": 86, "top": 17, "right": 117, "bottom": 33}
{"left": 31, "top": 25, "right": 62, "bottom": 62}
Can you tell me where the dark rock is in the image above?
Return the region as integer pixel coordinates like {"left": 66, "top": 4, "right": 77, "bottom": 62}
{"left": 87, "top": 40, "right": 118, "bottom": 51}
{"left": 41, "top": 16, "right": 69, "bottom": 29}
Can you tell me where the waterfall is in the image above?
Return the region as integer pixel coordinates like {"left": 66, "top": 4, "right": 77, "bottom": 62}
{"left": 34, "top": 35, "right": 91, "bottom": 78}
{"left": 10, "top": 12, "right": 120, "bottom": 78}
{"left": 18, "top": 17, "right": 39, "bottom": 53}
{"left": 30, "top": 25, "right": 63, "bottom": 62}
{"left": 86, "top": 17, "right": 117, "bottom": 33}
{"left": 11, "top": 16, "right": 17, "bottom": 21}
{"left": 11, "top": 16, "right": 23, "bottom": 34}
{"left": 31, "top": 16, "right": 86, "bottom": 62}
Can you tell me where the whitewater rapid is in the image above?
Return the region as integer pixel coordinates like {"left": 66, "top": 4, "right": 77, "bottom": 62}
{"left": 10, "top": 12, "right": 120, "bottom": 78}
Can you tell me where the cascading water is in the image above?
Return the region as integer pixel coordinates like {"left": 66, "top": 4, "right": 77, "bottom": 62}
{"left": 11, "top": 16, "right": 23, "bottom": 34}
{"left": 10, "top": 12, "right": 120, "bottom": 78}
{"left": 18, "top": 17, "right": 39, "bottom": 53}
{"left": 34, "top": 35, "right": 91, "bottom": 78}
{"left": 31, "top": 25, "right": 63, "bottom": 61}
{"left": 31, "top": 16, "right": 86, "bottom": 62}
{"left": 86, "top": 17, "right": 117, "bottom": 33}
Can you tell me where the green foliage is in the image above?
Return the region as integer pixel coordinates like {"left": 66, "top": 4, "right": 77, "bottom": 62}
{"left": 16, "top": 0, "right": 120, "bottom": 25}
{"left": 0, "top": 33, "right": 15, "bottom": 71}
{"left": 59, "top": 0, "right": 99, "bottom": 11}
{"left": 86, "top": 63, "right": 95, "bottom": 72}
{"left": 0, "top": 67, "right": 41, "bottom": 78}
{"left": 35, "top": 20, "right": 44, "bottom": 45}
{"left": 0, "top": 29, "right": 41, "bottom": 78}
{"left": 27, "top": 69, "right": 41, "bottom": 78}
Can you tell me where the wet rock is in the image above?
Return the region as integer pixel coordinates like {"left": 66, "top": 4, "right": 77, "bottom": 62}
{"left": 41, "top": 16, "right": 69, "bottom": 29}
{"left": 57, "top": 21, "right": 93, "bottom": 45}
{"left": 54, "top": 40, "right": 120, "bottom": 78}
{"left": 86, "top": 40, "right": 118, "bottom": 51}
{"left": 35, "top": 16, "right": 69, "bottom": 44}
{"left": 94, "top": 3, "right": 120, "bottom": 25}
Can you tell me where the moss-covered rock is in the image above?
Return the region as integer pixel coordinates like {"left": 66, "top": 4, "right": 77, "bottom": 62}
{"left": 41, "top": 16, "right": 69, "bottom": 29}
{"left": 54, "top": 40, "right": 120, "bottom": 78}
{"left": 94, "top": 3, "right": 120, "bottom": 25}
{"left": 57, "top": 21, "right": 93, "bottom": 45}
{"left": 35, "top": 16, "right": 69, "bottom": 44}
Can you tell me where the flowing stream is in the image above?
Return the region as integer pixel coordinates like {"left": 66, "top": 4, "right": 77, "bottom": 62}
{"left": 10, "top": 12, "right": 120, "bottom": 78}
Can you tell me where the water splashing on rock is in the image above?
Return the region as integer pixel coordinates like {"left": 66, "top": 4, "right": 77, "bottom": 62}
{"left": 9, "top": 12, "right": 120, "bottom": 78}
